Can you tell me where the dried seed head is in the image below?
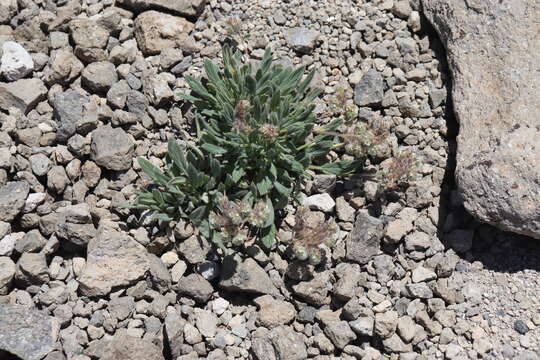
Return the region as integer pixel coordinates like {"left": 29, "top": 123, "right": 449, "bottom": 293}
{"left": 258, "top": 123, "right": 280, "bottom": 139}
{"left": 233, "top": 100, "right": 251, "bottom": 132}
{"left": 293, "top": 244, "right": 308, "bottom": 261}
{"left": 308, "top": 247, "right": 322, "bottom": 265}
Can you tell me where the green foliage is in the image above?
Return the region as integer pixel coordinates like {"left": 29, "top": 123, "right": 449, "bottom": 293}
{"left": 128, "top": 45, "right": 364, "bottom": 252}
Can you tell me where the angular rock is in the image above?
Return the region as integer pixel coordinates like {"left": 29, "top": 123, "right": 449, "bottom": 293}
{"left": 69, "top": 19, "right": 109, "bottom": 49}
{"left": 286, "top": 27, "right": 320, "bottom": 54}
{"left": 175, "top": 273, "right": 213, "bottom": 303}
{"left": 90, "top": 125, "right": 134, "bottom": 171}
{"left": 292, "top": 271, "right": 332, "bottom": 306}
{"left": 346, "top": 210, "right": 384, "bottom": 264}
{"left": 0, "top": 181, "right": 29, "bottom": 222}
{"left": 0, "top": 257, "right": 15, "bottom": 294}
{"left": 78, "top": 226, "right": 150, "bottom": 297}
{"left": 0, "top": 304, "right": 58, "bottom": 360}
{"left": 101, "top": 332, "right": 164, "bottom": 360}
{"left": 354, "top": 69, "right": 384, "bottom": 107}
{"left": 0, "top": 41, "right": 34, "bottom": 81}
{"left": 423, "top": 0, "right": 540, "bottom": 239}
{"left": 324, "top": 321, "right": 356, "bottom": 350}
{"left": 268, "top": 326, "right": 307, "bottom": 360}
{"left": 81, "top": 61, "right": 118, "bottom": 94}
{"left": 219, "top": 256, "right": 279, "bottom": 295}
{"left": 116, "top": 0, "right": 206, "bottom": 17}
{"left": 0, "top": 78, "right": 47, "bottom": 114}
{"left": 303, "top": 193, "right": 335, "bottom": 213}
{"left": 53, "top": 91, "right": 90, "bottom": 143}
{"left": 255, "top": 295, "right": 296, "bottom": 328}
{"left": 0, "top": 0, "right": 17, "bottom": 25}
{"left": 15, "top": 252, "right": 49, "bottom": 286}
{"left": 43, "top": 48, "right": 84, "bottom": 85}
{"left": 134, "top": 11, "right": 195, "bottom": 55}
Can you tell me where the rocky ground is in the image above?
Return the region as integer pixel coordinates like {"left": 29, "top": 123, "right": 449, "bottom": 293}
{"left": 0, "top": 0, "right": 539, "bottom": 359}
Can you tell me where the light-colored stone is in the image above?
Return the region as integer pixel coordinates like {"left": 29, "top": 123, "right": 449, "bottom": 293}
{"left": 0, "top": 78, "right": 47, "bottom": 114}
{"left": 134, "top": 11, "right": 195, "bottom": 55}
{"left": 424, "top": 0, "right": 540, "bottom": 239}
{"left": 0, "top": 41, "right": 33, "bottom": 81}
{"left": 78, "top": 226, "right": 149, "bottom": 296}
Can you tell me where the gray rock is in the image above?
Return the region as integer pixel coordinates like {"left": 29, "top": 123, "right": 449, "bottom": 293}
{"left": 311, "top": 174, "right": 336, "bottom": 193}
{"left": 47, "top": 166, "right": 69, "bottom": 194}
{"left": 303, "top": 193, "right": 335, "bottom": 213}
{"left": 324, "top": 321, "right": 356, "bottom": 350}
{"left": 354, "top": 69, "right": 384, "bottom": 107}
{"left": 15, "top": 252, "right": 49, "bottom": 285}
{"left": 195, "top": 309, "right": 219, "bottom": 338}
{"left": 176, "top": 273, "right": 213, "bottom": 303}
{"left": 0, "top": 78, "right": 47, "bottom": 113}
{"left": 286, "top": 27, "right": 320, "bottom": 53}
{"left": 219, "top": 256, "right": 279, "bottom": 296}
{"left": 346, "top": 210, "right": 384, "bottom": 264}
{"left": 107, "top": 80, "right": 131, "bottom": 109}
{"left": 350, "top": 316, "right": 374, "bottom": 337}
{"left": 69, "top": 18, "right": 109, "bottom": 49}
{"left": 59, "top": 325, "right": 88, "bottom": 358}
{"left": 108, "top": 296, "right": 135, "bottom": 321}
{"left": 53, "top": 91, "right": 90, "bottom": 143}
{"left": 177, "top": 235, "right": 210, "bottom": 264}
{"left": 405, "top": 283, "right": 433, "bottom": 299}
{"left": 43, "top": 48, "right": 84, "bottom": 86}
{"left": 0, "top": 181, "right": 29, "bottom": 222}
{"left": 164, "top": 312, "right": 185, "bottom": 358}
{"left": 0, "top": 41, "right": 33, "bottom": 81}
{"left": 0, "top": 257, "right": 15, "bottom": 294}
{"left": 15, "top": 229, "right": 45, "bottom": 253}
{"left": 269, "top": 326, "right": 307, "bottom": 360}
{"left": 81, "top": 62, "right": 118, "bottom": 94}
{"left": 78, "top": 226, "right": 150, "bottom": 297}
{"left": 255, "top": 295, "right": 296, "bottom": 328}
{"left": 90, "top": 125, "right": 134, "bottom": 171}
{"left": 0, "top": 0, "right": 17, "bottom": 25}
{"left": 292, "top": 271, "right": 331, "bottom": 306}
{"left": 147, "top": 253, "right": 172, "bottom": 293}
{"left": 101, "top": 332, "right": 164, "bottom": 360}
{"left": 0, "top": 304, "right": 58, "bottom": 360}
{"left": 374, "top": 311, "right": 398, "bottom": 339}
{"left": 134, "top": 11, "right": 195, "bottom": 55}
{"left": 423, "top": 0, "right": 540, "bottom": 239}
{"left": 116, "top": 0, "right": 206, "bottom": 17}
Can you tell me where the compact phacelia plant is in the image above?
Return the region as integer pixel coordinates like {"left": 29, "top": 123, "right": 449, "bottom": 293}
{"left": 126, "top": 45, "right": 363, "bottom": 256}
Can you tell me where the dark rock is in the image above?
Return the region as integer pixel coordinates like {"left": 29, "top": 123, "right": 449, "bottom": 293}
{"left": 52, "top": 91, "right": 90, "bottom": 143}
{"left": 514, "top": 320, "right": 529, "bottom": 335}
{"left": 354, "top": 69, "right": 384, "bottom": 107}
{"left": 0, "top": 304, "right": 58, "bottom": 360}
{"left": 346, "top": 210, "right": 384, "bottom": 264}
{"left": 0, "top": 181, "right": 29, "bottom": 222}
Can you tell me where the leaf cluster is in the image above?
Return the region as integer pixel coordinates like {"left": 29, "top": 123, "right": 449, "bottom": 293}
{"left": 128, "top": 45, "right": 364, "bottom": 250}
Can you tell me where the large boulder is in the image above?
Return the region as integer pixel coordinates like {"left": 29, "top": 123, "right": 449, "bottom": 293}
{"left": 423, "top": 0, "right": 540, "bottom": 239}
{"left": 0, "top": 304, "right": 59, "bottom": 360}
